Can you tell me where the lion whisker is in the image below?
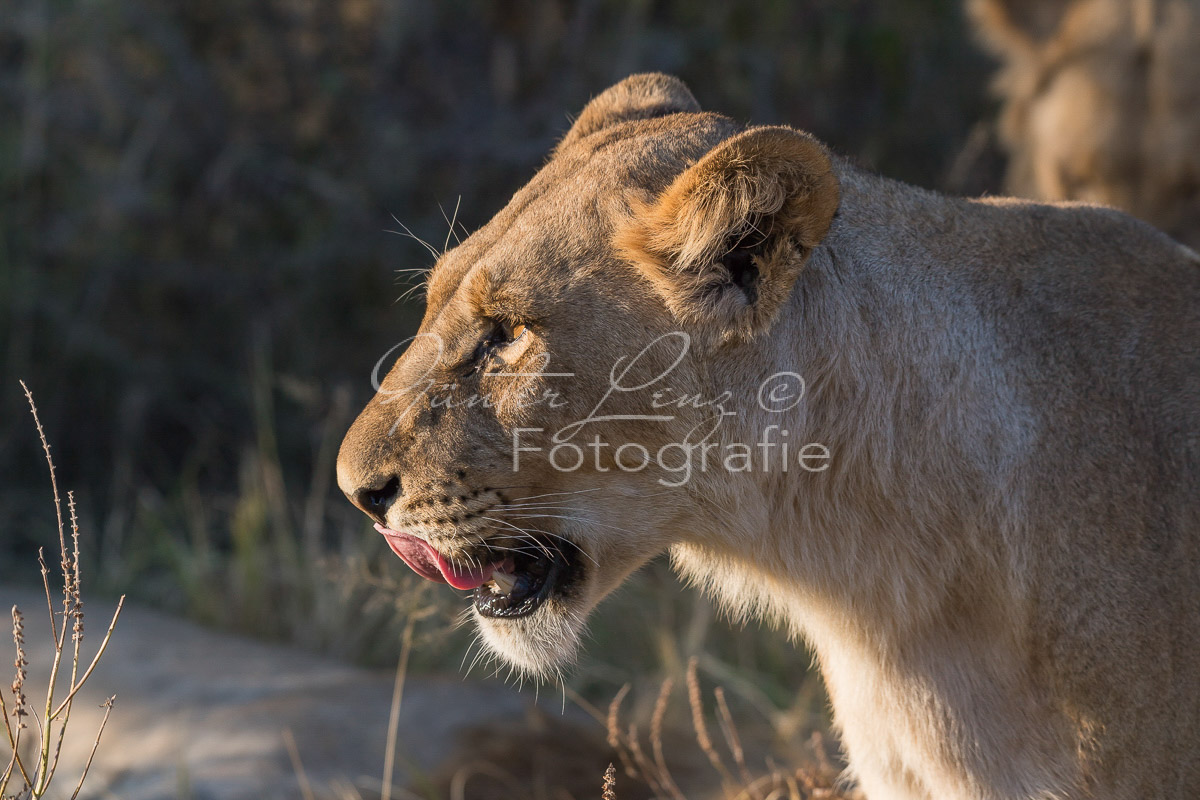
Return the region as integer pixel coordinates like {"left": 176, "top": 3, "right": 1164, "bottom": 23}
{"left": 438, "top": 195, "right": 463, "bottom": 253}
{"left": 386, "top": 215, "right": 441, "bottom": 261}
{"left": 502, "top": 512, "right": 640, "bottom": 538}
{"left": 503, "top": 487, "right": 604, "bottom": 502}
{"left": 476, "top": 516, "right": 600, "bottom": 566}
{"left": 474, "top": 516, "right": 566, "bottom": 562}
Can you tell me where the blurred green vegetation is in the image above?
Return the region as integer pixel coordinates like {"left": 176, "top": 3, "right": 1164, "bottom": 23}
{"left": 0, "top": 0, "right": 999, "bottom": 696}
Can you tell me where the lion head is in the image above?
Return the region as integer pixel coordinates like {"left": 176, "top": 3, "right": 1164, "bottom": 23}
{"left": 336, "top": 74, "right": 838, "bottom": 677}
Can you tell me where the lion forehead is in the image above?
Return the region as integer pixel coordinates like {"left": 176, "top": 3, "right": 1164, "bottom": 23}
{"left": 423, "top": 115, "right": 738, "bottom": 316}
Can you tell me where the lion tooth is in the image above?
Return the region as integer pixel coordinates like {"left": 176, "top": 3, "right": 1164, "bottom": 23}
{"left": 491, "top": 570, "right": 517, "bottom": 594}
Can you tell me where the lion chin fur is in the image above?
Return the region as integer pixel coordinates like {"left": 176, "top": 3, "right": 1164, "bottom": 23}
{"left": 338, "top": 73, "right": 1200, "bottom": 799}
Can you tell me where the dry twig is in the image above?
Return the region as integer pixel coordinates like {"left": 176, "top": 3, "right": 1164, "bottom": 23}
{"left": 687, "top": 657, "right": 737, "bottom": 789}
{"left": 0, "top": 383, "right": 124, "bottom": 798}
{"left": 601, "top": 763, "right": 616, "bottom": 800}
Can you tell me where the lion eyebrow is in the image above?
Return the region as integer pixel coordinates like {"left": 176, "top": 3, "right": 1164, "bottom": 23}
{"left": 472, "top": 285, "right": 525, "bottom": 325}
{"left": 463, "top": 268, "right": 499, "bottom": 313}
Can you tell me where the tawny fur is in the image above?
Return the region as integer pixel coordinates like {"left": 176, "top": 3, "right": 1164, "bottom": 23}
{"left": 338, "top": 74, "right": 1200, "bottom": 800}
{"left": 969, "top": 0, "right": 1200, "bottom": 247}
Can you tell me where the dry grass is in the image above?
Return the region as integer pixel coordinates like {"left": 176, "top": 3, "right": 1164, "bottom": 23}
{"left": 598, "top": 659, "right": 857, "bottom": 800}
{"left": 0, "top": 384, "right": 124, "bottom": 799}
{"left": 395, "top": 654, "right": 854, "bottom": 800}
{"left": 602, "top": 764, "right": 618, "bottom": 800}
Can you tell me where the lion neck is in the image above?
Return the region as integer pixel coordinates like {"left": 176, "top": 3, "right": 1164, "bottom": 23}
{"left": 672, "top": 163, "right": 1031, "bottom": 656}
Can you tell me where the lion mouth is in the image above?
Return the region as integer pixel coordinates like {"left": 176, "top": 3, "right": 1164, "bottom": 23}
{"left": 472, "top": 543, "right": 570, "bottom": 618}
{"left": 374, "top": 523, "right": 577, "bottom": 619}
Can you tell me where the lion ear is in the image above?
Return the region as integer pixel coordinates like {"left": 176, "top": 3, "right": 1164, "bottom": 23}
{"left": 967, "top": 0, "right": 1074, "bottom": 60}
{"left": 556, "top": 73, "right": 700, "bottom": 153}
{"left": 616, "top": 126, "right": 839, "bottom": 343}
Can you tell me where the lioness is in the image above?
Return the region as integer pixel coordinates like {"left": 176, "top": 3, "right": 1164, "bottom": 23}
{"left": 338, "top": 74, "right": 1200, "bottom": 799}
{"left": 969, "top": 0, "right": 1200, "bottom": 247}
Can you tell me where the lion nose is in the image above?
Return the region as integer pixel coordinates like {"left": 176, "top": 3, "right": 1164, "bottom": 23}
{"left": 350, "top": 476, "right": 401, "bottom": 524}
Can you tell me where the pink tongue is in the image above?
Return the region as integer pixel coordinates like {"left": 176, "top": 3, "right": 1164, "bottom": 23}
{"left": 374, "top": 524, "right": 496, "bottom": 590}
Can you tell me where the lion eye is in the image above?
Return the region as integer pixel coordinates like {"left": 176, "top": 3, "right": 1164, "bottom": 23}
{"left": 475, "top": 320, "right": 528, "bottom": 362}
{"left": 492, "top": 320, "right": 526, "bottom": 346}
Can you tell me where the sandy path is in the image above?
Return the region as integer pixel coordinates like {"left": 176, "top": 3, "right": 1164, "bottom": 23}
{"left": 0, "top": 585, "right": 542, "bottom": 800}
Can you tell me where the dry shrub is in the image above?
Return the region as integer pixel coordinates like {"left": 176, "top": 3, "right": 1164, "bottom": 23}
{"left": 411, "top": 655, "right": 855, "bottom": 800}
{"left": 601, "top": 659, "right": 859, "bottom": 800}
{"left": 426, "top": 705, "right": 625, "bottom": 800}
{"left": 0, "top": 384, "right": 123, "bottom": 799}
